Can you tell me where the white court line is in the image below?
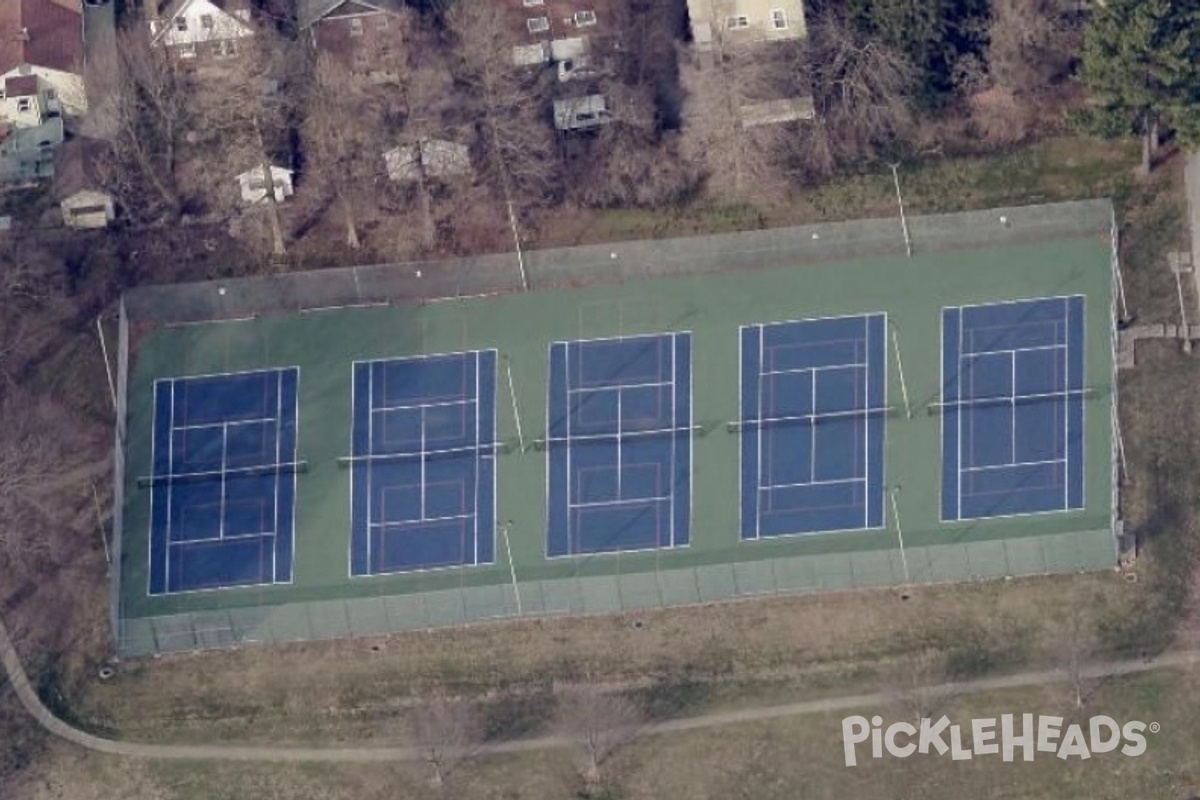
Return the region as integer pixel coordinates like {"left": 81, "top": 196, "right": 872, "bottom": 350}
{"left": 961, "top": 458, "right": 1065, "bottom": 473}
{"left": 760, "top": 476, "right": 866, "bottom": 490}
{"left": 372, "top": 398, "right": 471, "bottom": 413}
{"left": 670, "top": 333, "right": 677, "bottom": 547}
{"left": 366, "top": 362, "right": 375, "bottom": 572}
{"left": 952, "top": 293, "right": 1087, "bottom": 312}
{"left": 473, "top": 352, "right": 481, "bottom": 565}
{"left": 165, "top": 380, "right": 176, "bottom": 588}
{"left": 760, "top": 361, "right": 867, "bottom": 377}
{"left": 567, "top": 380, "right": 671, "bottom": 394}
{"left": 172, "top": 416, "right": 277, "bottom": 431}
{"left": 565, "top": 340, "right": 574, "bottom": 554}
{"left": 960, "top": 343, "right": 1066, "bottom": 358}
{"left": 272, "top": 370, "right": 282, "bottom": 582}
{"left": 368, "top": 513, "right": 473, "bottom": 526}
{"left": 347, "top": 363, "right": 357, "bottom": 579}
{"left": 756, "top": 326, "right": 764, "bottom": 540}
{"left": 170, "top": 529, "right": 277, "bottom": 543}
{"left": 616, "top": 388, "right": 623, "bottom": 499}
{"left": 1010, "top": 350, "right": 1017, "bottom": 465}
{"left": 568, "top": 496, "right": 672, "bottom": 509}
{"left": 862, "top": 314, "right": 870, "bottom": 530}
{"left": 957, "top": 309, "right": 964, "bottom": 521}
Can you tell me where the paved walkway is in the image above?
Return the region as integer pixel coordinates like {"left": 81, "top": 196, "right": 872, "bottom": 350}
{"left": 3, "top": 613, "right": 1199, "bottom": 763}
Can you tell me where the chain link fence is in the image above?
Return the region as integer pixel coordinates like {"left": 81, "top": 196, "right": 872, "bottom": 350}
{"left": 113, "top": 199, "right": 1119, "bottom": 656}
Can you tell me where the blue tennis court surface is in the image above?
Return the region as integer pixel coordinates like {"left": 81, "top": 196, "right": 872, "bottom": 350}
{"left": 546, "top": 333, "right": 692, "bottom": 556}
{"left": 148, "top": 369, "right": 299, "bottom": 595}
{"left": 941, "top": 296, "right": 1085, "bottom": 520}
{"left": 740, "top": 315, "right": 886, "bottom": 539}
{"left": 350, "top": 351, "right": 496, "bottom": 576}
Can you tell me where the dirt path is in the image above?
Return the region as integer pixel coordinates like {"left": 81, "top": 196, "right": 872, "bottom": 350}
{"left": 3, "top": 613, "right": 1197, "bottom": 763}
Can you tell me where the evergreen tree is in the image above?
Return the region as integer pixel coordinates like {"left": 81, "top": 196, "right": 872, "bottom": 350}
{"left": 1081, "top": 0, "right": 1200, "bottom": 174}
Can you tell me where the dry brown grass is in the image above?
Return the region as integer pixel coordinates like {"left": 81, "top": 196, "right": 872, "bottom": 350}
{"left": 70, "top": 571, "right": 1138, "bottom": 745}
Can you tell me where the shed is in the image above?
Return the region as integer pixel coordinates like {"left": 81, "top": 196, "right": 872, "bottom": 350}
{"left": 236, "top": 164, "right": 294, "bottom": 204}
{"left": 53, "top": 137, "right": 115, "bottom": 228}
{"left": 553, "top": 94, "right": 611, "bottom": 131}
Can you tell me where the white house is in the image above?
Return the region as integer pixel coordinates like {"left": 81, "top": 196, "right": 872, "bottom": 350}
{"left": 149, "top": 0, "right": 255, "bottom": 64}
{"left": 236, "top": 164, "right": 294, "bottom": 204}
{"left": 383, "top": 139, "right": 471, "bottom": 183}
{"left": 686, "top": 0, "right": 807, "bottom": 49}
{"left": 0, "top": 0, "right": 88, "bottom": 128}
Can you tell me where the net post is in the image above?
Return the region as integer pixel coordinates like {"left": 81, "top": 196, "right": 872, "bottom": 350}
{"left": 890, "top": 324, "right": 912, "bottom": 419}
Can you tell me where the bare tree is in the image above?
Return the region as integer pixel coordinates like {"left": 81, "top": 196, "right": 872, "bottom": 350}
{"left": 0, "top": 389, "right": 92, "bottom": 575}
{"left": 555, "top": 682, "right": 644, "bottom": 790}
{"left": 185, "top": 21, "right": 300, "bottom": 258}
{"left": 94, "top": 26, "right": 191, "bottom": 221}
{"left": 446, "top": 1, "right": 559, "bottom": 215}
{"left": 884, "top": 649, "right": 955, "bottom": 723}
{"left": 806, "top": 13, "right": 917, "bottom": 159}
{"left": 987, "top": 0, "right": 1074, "bottom": 95}
{"left": 302, "top": 55, "right": 386, "bottom": 250}
{"left": 1048, "top": 610, "right": 1097, "bottom": 710}
{"left": 409, "top": 697, "right": 484, "bottom": 788}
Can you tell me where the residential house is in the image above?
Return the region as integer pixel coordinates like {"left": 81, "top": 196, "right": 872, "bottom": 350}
{"left": 686, "top": 0, "right": 806, "bottom": 50}
{"left": 148, "top": 0, "right": 254, "bottom": 64}
{"left": 0, "top": 0, "right": 87, "bottom": 127}
{"left": 298, "top": 0, "right": 406, "bottom": 79}
{"left": 53, "top": 136, "right": 114, "bottom": 228}
{"left": 236, "top": 164, "right": 293, "bottom": 204}
{"left": 0, "top": 116, "right": 63, "bottom": 184}
{"left": 505, "top": 0, "right": 614, "bottom": 73}
{"left": 383, "top": 138, "right": 471, "bottom": 183}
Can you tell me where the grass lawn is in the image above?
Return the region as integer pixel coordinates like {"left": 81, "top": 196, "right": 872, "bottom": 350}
{"left": 537, "top": 136, "right": 1142, "bottom": 248}
{"left": 9, "top": 666, "right": 1200, "bottom": 800}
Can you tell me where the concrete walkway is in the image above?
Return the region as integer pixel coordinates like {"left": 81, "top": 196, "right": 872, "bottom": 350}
{"left": 3, "top": 613, "right": 1199, "bottom": 763}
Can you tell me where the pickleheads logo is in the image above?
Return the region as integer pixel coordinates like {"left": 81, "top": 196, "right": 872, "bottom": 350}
{"left": 841, "top": 714, "right": 1157, "bottom": 766}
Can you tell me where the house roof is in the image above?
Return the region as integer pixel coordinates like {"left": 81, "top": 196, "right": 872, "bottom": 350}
{"left": 297, "top": 0, "right": 404, "bottom": 29}
{"left": 236, "top": 164, "right": 292, "bottom": 181}
{"left": 151, "top": 0, "right": 253, "bottom": 44}
{"left": 52, "top": 135, "right": 109, "bottom": 199}
{"left": 384, "top": 138, "right": 471, "bottom": 182}
{"left": 5, "top": 74, "right": 40, "bottom": 97}
{"left": 0, "top": 0, "right": 84, "bottom": 75}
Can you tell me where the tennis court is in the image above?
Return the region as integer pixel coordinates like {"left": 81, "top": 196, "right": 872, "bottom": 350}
{"left": 546, "top": 333, "right": 692, "bottom": 556}
{"left": 349, "top": 351, "right": 497, "bottom": 576}
{"left": 114, "top": 200, "right": 1119, "bottom": 655}
{"left": 148, "top": 368, "right": 299, "bottom": 595}
{"left": 739, "top": 315, "right": 887, "bottom": 539}
{"left": 941, "top": 296, "right": 1086, "bottom": 521}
